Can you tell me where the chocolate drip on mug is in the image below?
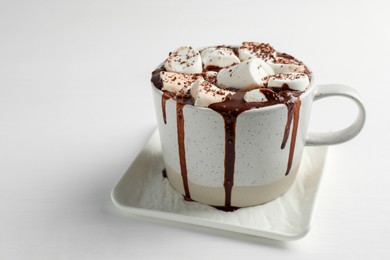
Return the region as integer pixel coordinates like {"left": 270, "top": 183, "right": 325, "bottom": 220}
{"left": 209, "top": 91, "right": 278, "bottom": 208}
{"left": 281, "top": 99, "right": 295, "bottom": 149}
{"left": 151, "top": 67, "right": 164, "bottom": 89}
{"left": 223, "top": 116, "right": 236, "bottom": 207}
{"left": 162, "top": 169, "right": 167, "bottom": 178}
{"left": 285, "top": 97, "right": 301, "bottom": 175}
{"left": 161, "top": 92, "right": 171, "bottom": 124}
{"left": 276, "top": 90, "right": 302, "bottom": 175}
{"left": 176, "top": 102, "right": 192, "bottom": 201}
{"left": 210, "top": 102, "right": 239, "bottom": 207}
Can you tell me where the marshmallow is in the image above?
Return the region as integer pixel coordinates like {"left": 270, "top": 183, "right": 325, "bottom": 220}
{"left": 238, "top": 42, "right": 276, "bottom": 62}
{"left": 200, "top": 47, "right": 240, "bottom": 69}
{"left": 190, "top": 78, "right": 234, "bottom": 107}
{"left": 165, "top": 46, "right": 202, "bottom": 74}
{"left": 267, "top": 56, "right": 305, "bottom": 74}
{"left": 204, "top": 71, "right": 218, "bottom": 84}
{"left": 217, "top": 58, "right": 274, "bottom": 89}
{"left": 244, "top": 89, "right": 268, "bottom": 103}
{"left": 267, "top": 73, "right": 310, "bottom": 91}
{"left": 160, "top": 71, "right": 201, "bottom": 96}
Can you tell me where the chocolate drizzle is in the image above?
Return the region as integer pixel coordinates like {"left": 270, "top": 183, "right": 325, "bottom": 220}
{"left": 151, "top": 67, "right": 164, "bottom": 89}
{"left": 208, "top": 91, "right": 277, "bottom": 207}
{"left": 281, "top": 99, "right": 296, "bottom": 150}
{"left": 161, "top": 92, "right": 171, "bottom": 124}
{"left": 176, "top": 102, "right": 192, "bottom": 201}
{"left": 286, "top": 97, "right": 301, "bottom": 175}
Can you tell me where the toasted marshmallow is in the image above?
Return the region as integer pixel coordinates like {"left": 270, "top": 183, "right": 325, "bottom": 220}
{"left": 267, "top": 56, "right": 305, "bottom": 74}
{"left": 204, "top": 71, "right": 218, "bottom": 84}
{"left": 160, "top": 71, "right": 201, "bottom": 96}
{"left": 200, "top": 47, "right": 240, "bottom": 69}
{"left": 165, "top": 46, "right": 202, "bottom": 74}
{"left": 217, "top": 58, "right": 274, "bottom": 89}
{"left": 190, "top": 78, "right": 233, "bottom": 107}
{"left": 267, "top": 73, "right": 310, "bottom": 91}
{"left": 244, "top": 89, "right": 268, "bottom": 103}
{"left": 238, "top": 42, "right": 276, "bottom": 62}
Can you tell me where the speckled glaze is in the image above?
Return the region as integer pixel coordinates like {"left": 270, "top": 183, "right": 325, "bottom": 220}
{"left": 151, "top": 81, "right": 365, "bottom": 207}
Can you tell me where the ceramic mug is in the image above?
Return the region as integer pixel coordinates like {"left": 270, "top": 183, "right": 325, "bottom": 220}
{"left": 151, "top": 78, "right": 365, "bottom": 208}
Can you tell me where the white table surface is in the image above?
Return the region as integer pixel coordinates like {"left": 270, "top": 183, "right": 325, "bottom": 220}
{"left": 1, "top": 0, "right": 389, "bottom": 259}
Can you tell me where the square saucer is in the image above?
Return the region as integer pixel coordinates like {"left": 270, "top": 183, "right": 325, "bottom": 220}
{"left": 111, "top": 129, "right": 328, "bottom": 241}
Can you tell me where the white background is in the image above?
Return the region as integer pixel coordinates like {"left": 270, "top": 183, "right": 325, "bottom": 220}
{"left": 1, "top": 0, "right": 389, "bottom": 259}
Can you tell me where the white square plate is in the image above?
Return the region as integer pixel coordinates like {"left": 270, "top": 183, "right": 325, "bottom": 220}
{"left": 111, "top": 129, "right": 328, "bottom": 241}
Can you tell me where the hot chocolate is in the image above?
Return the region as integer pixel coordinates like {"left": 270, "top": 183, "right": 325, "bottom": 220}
{"left": 151, "top": 42, "right": 312, "bottom": 210}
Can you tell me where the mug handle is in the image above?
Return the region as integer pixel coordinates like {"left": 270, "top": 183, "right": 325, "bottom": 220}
{"left": 306, "top": 84, "right": 366, "bottom": 146}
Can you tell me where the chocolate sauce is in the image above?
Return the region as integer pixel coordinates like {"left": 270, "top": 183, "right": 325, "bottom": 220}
{"left": 286, "top": 98, "right": 301, "bottom": 175}
{"left": 213, "top": 101, "right": 237, "bottom": 207}
{"left": 203, "top": 65, "right": 223, "bottom": 72}
{"left": 161, "top": 92, "right": 171, "bottom": 124}
{"left": 281, "top": 99, "right": 295, "bottom": 150}
{"left": 162, "top": 169, "right": 167, "bottom": 178}
{"left": 152, "top": 59, "right": 306, "bottom": 210}
{"left": 151, "top": 68, "right": 164, "bottom": 89}
{"left": 213, "top": 205, "right": 240, "bottom": 212}
{"left": 209, "top": 91, "right": 277, "bottom": 207}
{"left": 276, "top": 52, "right": 296, "bottom": 60}
{"left": 231, "top": 47, "right": 240, "bottom": 58}
{"left": 176, "top": 102, "right": 192, "bottom": 201}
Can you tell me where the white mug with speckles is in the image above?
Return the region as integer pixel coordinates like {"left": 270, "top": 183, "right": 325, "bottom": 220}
{"left": 152, "top": 79, "right": 365, "bottom": 208}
